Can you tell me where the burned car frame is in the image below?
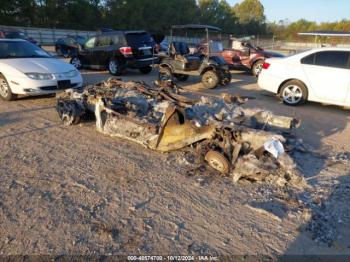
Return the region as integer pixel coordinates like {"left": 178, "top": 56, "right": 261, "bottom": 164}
{"left": 57, "top": 78, "right": 304, "bottom": 187}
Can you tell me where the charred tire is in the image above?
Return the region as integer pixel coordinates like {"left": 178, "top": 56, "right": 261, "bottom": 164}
{"left": 252, "top": 60, "right": 264, "bottom": 77}
{"left": 70, "top": 57, "right": 82, "bottom": 70}
{"left": 108, "top": 59, "right": 122, "bottom": 76}
{"left": 201, "top": 70, "right": 220, "bottom": 89}
{"left": 0, "top": 74, "right": 16, "bottom": 101}
{"left": 56, "top": 100, "right": 83, "bottom": 126}
{"left": 174, "top": 74, "right": 189, "bottom": 82}
{"left": 205, "top": 150, "right": 230, "bottom": 174}
{"left": 139, "top": 66, "right": 153, "bottom": 74}
{"left": 280, "top": 80, "right": 308, "bottom": 106}
{"left": 158, "top": 66, "right": 173, "bottom": 81}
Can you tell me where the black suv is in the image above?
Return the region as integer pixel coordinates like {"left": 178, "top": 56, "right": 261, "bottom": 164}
{"left": 70, "top": 30, "right": 157, "bottom": 75}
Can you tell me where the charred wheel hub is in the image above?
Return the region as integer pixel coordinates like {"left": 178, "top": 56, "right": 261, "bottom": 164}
{"left": 205, "top": 150, "right": 230, "bottom": 174}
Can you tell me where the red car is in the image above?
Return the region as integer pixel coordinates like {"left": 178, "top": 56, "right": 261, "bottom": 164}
{"left": 220, "top": 40, "right": 284, "bottom": 76}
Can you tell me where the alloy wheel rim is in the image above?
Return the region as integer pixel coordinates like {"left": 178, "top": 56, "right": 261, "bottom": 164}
{"left": 109, "top": 61, "right": 117, "bottom": 74}
{"left": 72, "top": 58, "right": 81, "bottom": 68}
{"left": 255, "top": 63, "right": 263, "bottom": 75}
{"left": 282, "top": 85, "right": 302, "bottom": 104}
{"left": 0, "top": 78, "right": 9, "bottom": 97}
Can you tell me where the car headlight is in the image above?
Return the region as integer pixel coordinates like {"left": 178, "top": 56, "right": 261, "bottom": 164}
{"left": 25, "top": 72, "right": 54, "bottom": 80}
{"left": 63, "top": 70, "right": 79, "bottom": 78}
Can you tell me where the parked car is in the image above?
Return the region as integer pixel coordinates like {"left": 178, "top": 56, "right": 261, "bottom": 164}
{"left": 220, "top": 40, "right": 284, "bottom": 76}
{"left": 0, "top": 29, "right": 39, "bottom": 46}
{"left": 258, "top": 47, "right": 350, "bottom": 107}
{"left": 55, "top": 35, "right": 87, "bottom": 58}
{"left": 0, "top": 39, "right": 82, "bottom": 101}
{"left": 70, "top": 30, "right": 158, "bottom": 75}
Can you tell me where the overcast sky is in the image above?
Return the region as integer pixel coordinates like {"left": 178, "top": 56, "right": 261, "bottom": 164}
{"left": 228, "top": 0, "right": 350, "bottom": 23}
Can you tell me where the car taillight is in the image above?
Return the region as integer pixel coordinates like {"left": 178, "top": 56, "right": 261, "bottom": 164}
{"left": 262, "top": 62, "right": 270, "bottom": 69}
{"left": 120, "top": 46, "right": 132, "bottom": 56}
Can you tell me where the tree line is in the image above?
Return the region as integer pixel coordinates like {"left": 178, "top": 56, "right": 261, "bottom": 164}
{"left": 0, "top": 0, "right": 349, "bottom": 41}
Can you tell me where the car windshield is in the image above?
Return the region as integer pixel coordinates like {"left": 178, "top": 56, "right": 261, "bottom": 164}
{"left": 0, "top": 41, "right": 51, "bottom": 59}
{"left": 125, "top": 32, "right": 154, "bottom": 46}
{"left": 76, "top": 36, "right": 87, "bottom": 45}
{"left": 5, "top": 31, "right": 27, "bottom": 39}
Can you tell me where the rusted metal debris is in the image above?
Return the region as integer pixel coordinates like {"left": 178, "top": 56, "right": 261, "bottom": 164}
{"left": 56, "top": 77, "right": 305, "bottom": 187}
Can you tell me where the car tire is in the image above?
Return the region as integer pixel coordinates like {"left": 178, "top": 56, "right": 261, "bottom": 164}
{"left": 174, "top": 74, "right": 189, "bottom": 82}
{"left": 139, "top": 66, "right": 153, "bottom": 74}
{"left": 56, "top": 47, "right": 62, "bottom": 56}
{"left": 70, "top": 57, "right": 82, "bottom": 70}
{"left": 201, "top": 70, "right": 220, "bottom": 89}
{"left": 158, "top": 66, "right": 173, "bottom": 81}
{"left": 0, "top": 74, "right": 16, "bottom": 101}
{"left": 220, "top": 70, "right": 231, "bottom": 86}
{"left": 108, "top": 59, "right": 122, "bottom": 76}
{"left": 280, "top": 80, "right": 308, "bottom": 106}
{"left": 252, "top": 60, "right": 264, "bottom": 77}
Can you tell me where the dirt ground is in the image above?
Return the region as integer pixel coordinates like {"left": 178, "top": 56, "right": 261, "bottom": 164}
{"left": 0, "top": 69, "right": 350, "bottom": 258}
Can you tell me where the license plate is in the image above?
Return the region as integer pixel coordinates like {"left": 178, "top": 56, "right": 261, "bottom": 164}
{"left": 57, "top": 80, "right": 71, "bottom": 89}
{"left": 139, "top": 47, "right": 152, "bottom": 56}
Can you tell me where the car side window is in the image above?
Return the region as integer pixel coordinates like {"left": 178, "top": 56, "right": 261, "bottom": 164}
{"left": 84, "top": 37, "right": 96, "bottom": 49}
{"left": 96, "top": 36, "right": 111, "bottom": 47}
{"left": 301, "top": 54, "right": 315, "bottom": 65}
{"left": 111, "top": 34, "right": 124, "bottom": 46}
{"left": 314, "top": 51, "right": 349, "bottom": 69}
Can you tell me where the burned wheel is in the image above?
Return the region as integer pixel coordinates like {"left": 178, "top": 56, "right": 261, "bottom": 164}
{"left": 205, "top": 150, "right": 230, "bottom": 174}
{"left": 158, "top": 66, "right": 173, "bottom": 81}
{"left": 201, "top": 70, "right": 220, "bottom": 89}
{"left": 56, "top": 100, "right": 83, "bottom": 126}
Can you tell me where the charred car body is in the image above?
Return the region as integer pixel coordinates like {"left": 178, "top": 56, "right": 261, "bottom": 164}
{"left": 56, "top": 78, "right": 304, "bottom": 186}
{"left": 157, "top": 25, "right": 231, "bottom": 89}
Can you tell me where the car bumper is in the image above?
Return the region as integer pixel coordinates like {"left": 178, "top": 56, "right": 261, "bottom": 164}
{"left": 6, "top": 74, "right": 83, "bottom": 95}
{"left": 126, "top": 57, "right": 159, "bottom": 68}
{"left": 257, "top": 71, "right": 282, "bottom": 94}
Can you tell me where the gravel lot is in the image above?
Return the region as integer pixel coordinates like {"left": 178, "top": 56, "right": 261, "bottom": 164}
{"left": 1, "top": 68, "right": 349, "bottom": 257}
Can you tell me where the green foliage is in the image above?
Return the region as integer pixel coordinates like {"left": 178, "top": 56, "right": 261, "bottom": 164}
{"left": 233, "top": 0, "right": 265, "bottom": 24}
{"left": 270, "top": 19, "right": 350, "bottom": 41}
{"left": 198, "top": 0, "right": 238, "bottom": 33}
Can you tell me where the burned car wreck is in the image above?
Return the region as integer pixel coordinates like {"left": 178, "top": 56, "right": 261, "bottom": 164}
{"left": 56, "top": 78, "right": 305, "bottom": 187}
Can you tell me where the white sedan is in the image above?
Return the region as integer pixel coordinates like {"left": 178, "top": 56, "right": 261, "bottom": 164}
{"left": 0, "top": 39, "right": 83, "bottom": 101}
{"left": 258, "top": 47, "right": 350, "bottom": 106}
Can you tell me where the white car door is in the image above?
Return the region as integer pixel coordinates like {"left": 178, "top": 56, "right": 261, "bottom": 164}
{"left": 301, "top": 51, "right": 350, "bottom": 103}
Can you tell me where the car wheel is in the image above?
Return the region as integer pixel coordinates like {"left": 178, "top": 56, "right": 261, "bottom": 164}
{"left": 158, "top": 67, "right": 173, "bottom": 81}
{"left": 220, "top": 70, "right": 231, "bottom": 86}
{"left": 174, "top": 74, "right": 189, "bottom": 81}
{"left": 108, "top": 59, "right": 122, "bottom": 76}
{"left": 205, "top": 150, "right": 230, "bottom": 174}
{"left": 56, "top": 47, "right": 61, "bottom": 56}
{"left": 70, "top": 57, "right": 82, "bottom": 69}
{"left": 0, "top": 74, "right": 16, "bottom": 101}
{"left": 280, "top": 80, "right": 308, "bottom": 106}
{"left": 201, "top": 70, "right": 219, "bottom": 89}
{"left": 139, "top": 66, "right": 153, "bottom": 74}
{"left": 252, "top": 60, "right": 264, "bottom": 77}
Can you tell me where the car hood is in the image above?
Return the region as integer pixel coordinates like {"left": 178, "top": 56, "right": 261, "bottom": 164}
{"left": 258, "top": 50, "right": 285, "bottom": 58}
{"left": 2, "top": 58, "right": 75, "bottom": 73}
